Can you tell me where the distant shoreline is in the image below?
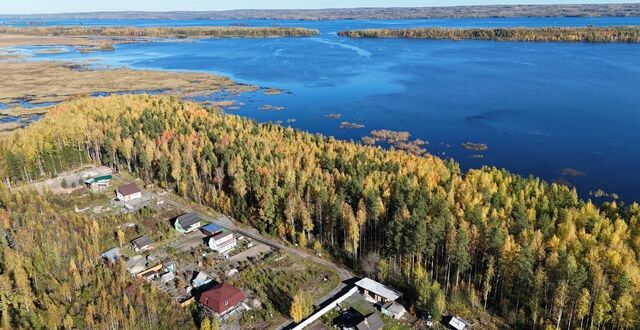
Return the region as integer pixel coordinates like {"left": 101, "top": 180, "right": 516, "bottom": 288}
{"left": 1, "top": 4, "right": 640, "bottom": 21}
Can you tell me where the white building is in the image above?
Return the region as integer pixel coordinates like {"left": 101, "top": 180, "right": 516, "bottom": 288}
{"left": 208, "top": 231, "right": 237, "bottom": 254}
{"left": 116, "top": 183, "right": 142, "bottom": 202}
{"left": 449, "top": 316, "right": 472, "bottom": 330}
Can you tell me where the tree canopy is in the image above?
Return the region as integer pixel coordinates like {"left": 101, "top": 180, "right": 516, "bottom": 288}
{"left": 1, "top": 95, "right": 639, "bottom": 329}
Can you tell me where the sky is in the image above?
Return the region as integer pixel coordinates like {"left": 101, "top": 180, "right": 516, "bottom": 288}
{"left": 0, "top": 0, "right": 635, "bottom": 15}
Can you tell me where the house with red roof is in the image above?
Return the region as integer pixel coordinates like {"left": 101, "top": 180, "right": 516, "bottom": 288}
{"left": 116, "top": 183, "right": 142, "bottom": 202}
{"left": 198, "top": 283, "right": 245, "bottom": 315}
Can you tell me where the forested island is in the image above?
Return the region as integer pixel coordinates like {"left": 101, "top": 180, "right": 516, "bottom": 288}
{"left": 1, "top": 95, "right": 639, "bottom": 329}
{"left": 0, "top": 26, "right": 319, "bottom": 39}
{"left": 338, "top": 26, "right": 640, "bottom": 43}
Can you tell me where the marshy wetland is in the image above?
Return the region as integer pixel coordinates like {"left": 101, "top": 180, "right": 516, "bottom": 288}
{"left": 1, "top": 16, "right": 640, "bottom": 201}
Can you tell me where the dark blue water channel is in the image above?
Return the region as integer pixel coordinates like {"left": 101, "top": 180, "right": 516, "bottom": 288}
{"left": 6, "top": 17, "right": 640, "bottom": 202}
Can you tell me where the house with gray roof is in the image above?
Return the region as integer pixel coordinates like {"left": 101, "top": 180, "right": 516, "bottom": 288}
{"left": 131, "top": 235, "right": 152, "bottom": 252}
{"left": 175, "top": 212, "right": 201, "bottom": 233}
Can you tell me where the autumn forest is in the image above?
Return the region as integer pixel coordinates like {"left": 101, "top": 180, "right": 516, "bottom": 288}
{"left": 0, "top": 95, "right": 639, "bottom": 329}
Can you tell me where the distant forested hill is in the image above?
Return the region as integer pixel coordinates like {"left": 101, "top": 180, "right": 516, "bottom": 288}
{"left": 2, "top": 4, "right": 640, "bottom": 21}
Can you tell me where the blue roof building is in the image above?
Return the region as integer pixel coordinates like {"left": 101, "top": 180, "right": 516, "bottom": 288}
{"left": 201, "top": 223, "right": 223, "bottom": 236}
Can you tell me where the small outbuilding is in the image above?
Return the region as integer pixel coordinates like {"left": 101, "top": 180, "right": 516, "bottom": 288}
{"left": 448, "top": 316, "right": 472, "bottom": 330}
{"left": 175, "top": 212, "right": 201, "bottom": 233}
{"left": 192, "top": 271, "right": 213, "bottom": 288}
{"left": 198, "top": 282, "right": 245, "bottom": 315}
{"left": 164, "top": 261, "right": 177, "bottom": 273}
{"left": 381, "top": 301, "right": 406, "bottom": 319}
{"left": 116, "top": 183, "right": 142, "bottom": 202}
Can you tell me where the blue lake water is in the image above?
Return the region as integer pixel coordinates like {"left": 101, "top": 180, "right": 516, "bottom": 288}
{"left": 6, "top": 17, "right": 640, "bottom": 202}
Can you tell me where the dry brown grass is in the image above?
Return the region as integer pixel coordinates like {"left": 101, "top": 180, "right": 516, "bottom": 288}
{"left": 0, "top": 60, "right": 251, "bottom": 106}
{"left": 0, "top": 34, "right": 134, "bottom": 47}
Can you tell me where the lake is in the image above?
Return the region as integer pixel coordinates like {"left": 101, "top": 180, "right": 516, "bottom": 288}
{"left": 7, "top": 16, "right": 640, "bottom": 202}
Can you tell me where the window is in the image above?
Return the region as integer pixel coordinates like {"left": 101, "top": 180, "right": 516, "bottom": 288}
{"left": 224, "top": 300, "right": 229, "bottom": 306}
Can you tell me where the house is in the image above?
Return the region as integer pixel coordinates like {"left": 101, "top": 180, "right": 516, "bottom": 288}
{"left": 175, "top": 212, "right": 201, "bottom": 233}
{"left": 448, "top": 316, "right": 472, "bottom": 330}
{"left": 85, "top": 174, "right": 112, "bottom": 190}
{"left": 355, "top": 277, "right": 402, "bottom": 303}
{"left": 198, "top": 282, "right": 245, "bottom": 315}
{"left": 192, "top": 272, "right": 213, "bottom": 288}
{"left": 381, "top": 301, "right": 406, "bottom": 319}
{"left": 201, "top": 223, "right": 223, "bottom": 236}
{"left": 101, "top": 247, "right": 120, "bottom": 263}
{"left": 116, "top": 183, "right": 142, "bottom": 202}
{"left": 356, "top": 313, "right": 384, "bottom": 330}
{"left": 208, "top": 231, "right": 237, "bottom": 254}
{"left": 131, "top": 235, "right": 152, "bottom": 252}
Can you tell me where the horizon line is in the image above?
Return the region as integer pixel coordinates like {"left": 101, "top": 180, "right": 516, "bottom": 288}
{"left": 1, "top": 2, "right": 637, "bottom": 17}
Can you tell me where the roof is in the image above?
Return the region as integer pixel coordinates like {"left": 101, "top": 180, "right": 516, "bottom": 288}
{"left": 449, "top": 316, "right": 471, "bottom": 330}
{"left": 86, "top": 174, "right": 112, "bottom": 184}
{"left": 192, "top": 272, "right": 212, "bottom": 288}
{"left": 212, "top": 231, "right": 233, "bottom": 242}
{"left": 177, "top": 212, "right": 200, "bottom": 228}
{"left": 198, "top": 282, "right": 245, "bottom": 314}
{"left": 202, "top": 223, "right": 222, "bottom": 234}
{"left": 131, "top": 235, "right": 151, "bottom": 248}
{"left": 356, "top": 313, "right": 384, "bottom": 330}
{"left": 117, "top": 183, "right": 141, "bottom": 196}
{"left": 355, "top": 277, "right": 402, "bottom": 301}
{"left": 382, "top": 301, "right": 405, "bottom": 314}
